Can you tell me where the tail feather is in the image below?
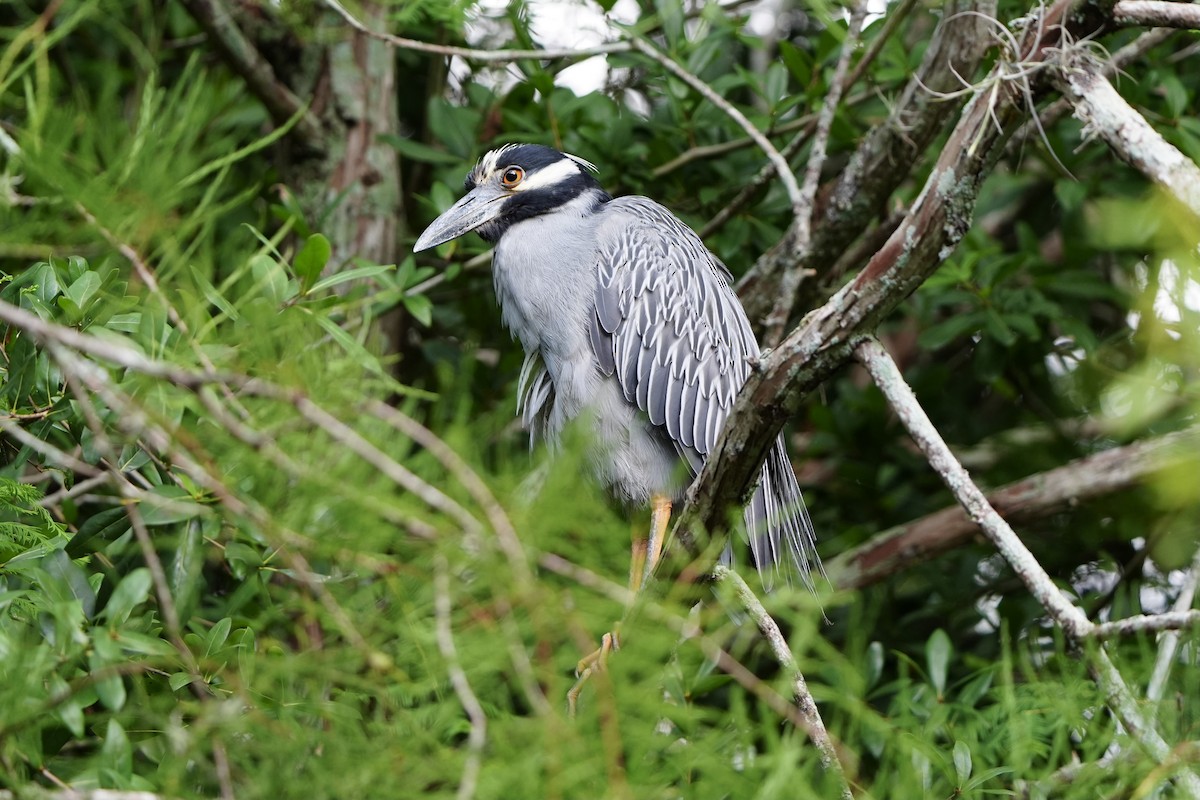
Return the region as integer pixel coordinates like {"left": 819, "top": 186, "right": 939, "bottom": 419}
{"left": 742, "top": 436, "right": 821, "bottom": 591}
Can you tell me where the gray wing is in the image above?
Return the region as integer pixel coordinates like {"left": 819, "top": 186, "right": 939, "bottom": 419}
{"left": 589, "top": 196, "right": 820, "bottom": 589}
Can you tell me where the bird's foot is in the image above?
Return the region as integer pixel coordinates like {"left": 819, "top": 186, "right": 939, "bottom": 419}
{"left": 567, "top": 629, "right": 620, "bottom": 717}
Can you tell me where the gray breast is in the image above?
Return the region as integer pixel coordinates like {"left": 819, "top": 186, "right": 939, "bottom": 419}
{"left": 492, "top": 199, "right": 686, "bottom": 506}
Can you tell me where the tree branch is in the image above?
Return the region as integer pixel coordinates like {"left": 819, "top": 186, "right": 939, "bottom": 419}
{"left": 853, "top": 337, "right": 1200, "bottom": 795}
{"left": 1055, "top": 50, "right": 1200, "bottom": 217}
{"left": 681, "top": 0, "right": 1103, "bottom": 555}
{"left": 737, "top": 0, "right": 998, "bottom": 326}
{"left": 1113, "top": 0, "right": 1200, "bottom": 28}
{"left": 179, "top": 0, "right": 324, "bottom": 148}
{"left": 435, "top": 557, "right": 488, "bottom": 800}
{"left": 712, "top": 566, "right": 852, "bottom": 798}
{"left": 826, "top": 426, "right": 1200, "bottom": 590}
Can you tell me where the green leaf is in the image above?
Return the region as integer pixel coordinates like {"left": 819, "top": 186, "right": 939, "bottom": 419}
{"left": 66, "top": 507, "right": 130, "bottom": 558}
{"left": 403, "top": 293, "right": 433, "bottom": 327}
{"left": 249, "top": 253, "right": 290, "bottom": 306}
{"left": 308, "top": 263, "right": 395, "bottom": 294}
{"left": 952, "top": 740, "right": 972, "bottom": 784}
{"left": 926, "top": 628, "right": 951, "bottom": 698}
{"left": 100, "top": 718, "right": 132, "bottom": 778}
{"left": 64, "top": 270, "right": 101, "bottom": 310}
{"left": 206, "top": 617, "right": 233, "bottom": 658}
{"left": 169, "top": 671, "right": 195, "bottom": 692}
{"left": 778, "top": 40, "right": 811, "bottom": 84}
{"left": 920, "top": 312, "right": 983, "bottom": 350}
{"left": 380, "top": 135, "right": 464, "bottom": 165}
{"left": 102, "top": 567, "right": 152, "bottom": 626}
{"left": 865, "top": 641, "right": 884, "bottom": 688}
{"left": 44, "top": 549, "right": 97, "bottom": 619}
{"left": 92, "top": 661, "right": 127, "bottom": 711}
{"left": 295, "top": 233, "right": 332, "bottom": 292}
{"left": 139, "top": 485, "right": 208, "bottom": 526}
{"left": 311, "top": 312, "right": 387, "bottom": 377}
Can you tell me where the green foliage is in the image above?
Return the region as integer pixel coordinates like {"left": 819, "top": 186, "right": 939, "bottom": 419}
{"left": 1, "top": 0, "right": 1198, "bottom": 798}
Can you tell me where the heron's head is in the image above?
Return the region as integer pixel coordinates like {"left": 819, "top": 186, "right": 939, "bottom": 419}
{"left": 413, "top": 143, "right": 609, "bottom": 251}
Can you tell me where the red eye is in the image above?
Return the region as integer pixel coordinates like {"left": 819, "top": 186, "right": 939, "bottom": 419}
{"left": 501, "top": 166, "right": 524, "bottom": 187}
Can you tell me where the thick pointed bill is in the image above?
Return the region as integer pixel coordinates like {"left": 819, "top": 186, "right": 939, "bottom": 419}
{"left": 413, "top": 183, "right": 508, "bottom": 252}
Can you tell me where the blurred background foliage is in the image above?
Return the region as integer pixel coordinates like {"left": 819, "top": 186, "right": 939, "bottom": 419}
{"left": 1, "top": 0, "right": 1198, "bottom": 797}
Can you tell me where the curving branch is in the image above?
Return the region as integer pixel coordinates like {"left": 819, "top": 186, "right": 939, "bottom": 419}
{"left": 629, "top": 38, "right": 805, "bottom": 223}
{"left": 711, "top": 565, "right": 852, "bottom": 798}
{"left": 435, "top": 557, "right": 488, "bottom": 800}
{"left": 826, "top": 426, "right": 1200, "bottom": 590}
{"left": 763, "top": 0, "right": 869, "bottom": 348}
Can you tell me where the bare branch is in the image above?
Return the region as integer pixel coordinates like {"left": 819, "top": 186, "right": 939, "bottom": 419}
{"left": 435, "top": 557, "right": 488, "bottom": 800}
{"left": 853, "top": 337, "right": 1200, "bottom": 794}
{"left": 854, "top": 338, "right": 1092, "bottom": 635}
{"left": 1090, "top": 610, "right": 1200, "bottom": 640}
{"left": 1055, "top": 50, "right": 1200, "bottom": 216}
{"left": 179, "top": 0, "right": 324, "bottom": 147}
{"left": 827, "top": 426, "right": 1200, "bottom": 589}
{"left": 323, "top": 0, "right": 631, "bottom": 61}
{"left": 712, "top": 566, "right": 852, "bottom": 797}
{"left": 1114, "top": 0, "right": 1200, "bottom": 28}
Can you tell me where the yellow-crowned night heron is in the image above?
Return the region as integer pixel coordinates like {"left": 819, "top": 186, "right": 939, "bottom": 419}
{"left": 414, "top": 144, "right": 819, "bottom": 701}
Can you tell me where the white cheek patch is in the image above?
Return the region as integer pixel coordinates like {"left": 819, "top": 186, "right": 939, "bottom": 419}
{"left": 515, "top": 159, "right": 582, "bottom": 192}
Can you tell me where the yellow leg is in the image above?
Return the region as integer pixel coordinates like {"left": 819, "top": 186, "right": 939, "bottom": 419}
{"left": 569, "top": 493, "right": 673, "bottom": 716}
{"left": 643, "top": 494, "right": 672, "bottom": 588}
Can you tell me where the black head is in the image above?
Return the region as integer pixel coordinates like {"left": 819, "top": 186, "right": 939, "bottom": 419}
{"left": 414, "top": 143, "right": 610, "bottom": 251}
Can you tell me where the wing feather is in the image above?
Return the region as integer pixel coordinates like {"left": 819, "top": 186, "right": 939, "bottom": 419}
{"left": 587, "top": 195, "right": 820, "bottom": 587}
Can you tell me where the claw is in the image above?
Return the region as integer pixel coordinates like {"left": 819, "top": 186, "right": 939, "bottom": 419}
{"left": 568, "top": 630, "right": 620, "bottom": 716}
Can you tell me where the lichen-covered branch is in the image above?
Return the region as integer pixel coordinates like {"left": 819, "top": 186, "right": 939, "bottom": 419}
{"left": 827, "top": 426, "right": 1200, "bottom": 589}
{"left": 680, "top": 0, "right": 1108, "bottom": 554}
{"left": 1055, "top": 50, "right": 1200, "bottom": 217}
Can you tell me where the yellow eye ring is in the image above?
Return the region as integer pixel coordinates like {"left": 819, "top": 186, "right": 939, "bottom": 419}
{"left": 501, "top": 166, "right": 525, "bottom": 188}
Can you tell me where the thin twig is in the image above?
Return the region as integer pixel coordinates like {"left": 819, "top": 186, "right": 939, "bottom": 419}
{"left": 712, "top": 565, "right": 851, "bottom": 797}
{"left": 629, "top": 37, "right": 804, "bottom": 221}
{"left": 0, "top": 416, "right": 100, "bottom": 477}
{"left": 1089, "top": 610, "right": 1200, "bottom": 640}
{"left": 323, "top": 0, "right": 631, "bottom": 61}
{"left": 764, "top": 0, "right": 868, "bottom": 348}
{"left": 435, "top": 557, "right": 488, "bottom": 800}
